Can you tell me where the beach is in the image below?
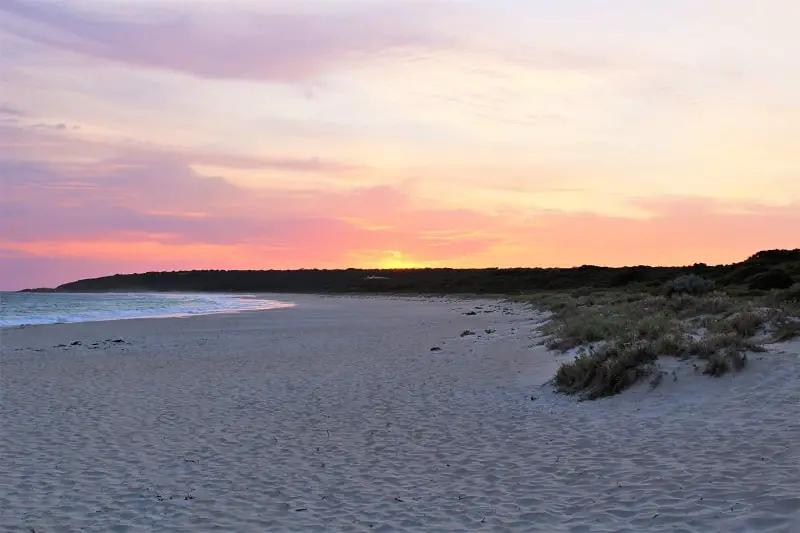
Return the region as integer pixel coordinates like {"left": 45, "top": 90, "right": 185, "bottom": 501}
{"left": 2, "top": 295, "right": 799, "bottom": 532}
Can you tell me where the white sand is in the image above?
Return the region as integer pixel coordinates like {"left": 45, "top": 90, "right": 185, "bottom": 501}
{"left": 1, "top": 295, "right": 799, "bottom": 532}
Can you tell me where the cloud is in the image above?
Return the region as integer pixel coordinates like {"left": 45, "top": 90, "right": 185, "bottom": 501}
{"left": 31, "top": 122, "right": 68, "bottom": 130}
{"left": 0, "top": 104, "right": 26, "bottom": 124}
{"left": 3, "top": 154, "right": 799, "bottom": 290}
{"left": 0, "top": 156, "right": 506, "bottom": 263}
{"left": 0, "top": 0, "right": 458, "bottom": 82}
{"left": 0, "top": 103, "right": 26, "bottom": 116}
{"left": 0, "top": 120, "right": 360, "bottom": 174}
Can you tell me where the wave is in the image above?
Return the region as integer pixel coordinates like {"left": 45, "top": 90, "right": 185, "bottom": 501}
{"left": 0, "top": 293, "right": 294, "bottom": 327}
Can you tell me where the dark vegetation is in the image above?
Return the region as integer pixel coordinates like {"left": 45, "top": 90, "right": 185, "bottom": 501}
{"left": 25, "top": 249, "right": 800, "bottom": 295}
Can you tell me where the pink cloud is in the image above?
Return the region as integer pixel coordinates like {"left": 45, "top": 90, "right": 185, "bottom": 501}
{"left": 0, "top": 0, "right": 456, "bottom": 82}
{"left": 0, "top": 103, "right": 26, "bottom": 117}
{"left": 0, "top": 121, "right": 357, "bottom": 174}
{"left": 0, "top": 155, "right": 506, "bottom": 263}
{"left": 2, "top": 150, "right": 799, "bottom": 290}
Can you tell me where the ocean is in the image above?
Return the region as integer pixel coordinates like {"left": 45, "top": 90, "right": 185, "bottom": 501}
{"left": 0, "top": 292, "right": 294, "bottom": 327}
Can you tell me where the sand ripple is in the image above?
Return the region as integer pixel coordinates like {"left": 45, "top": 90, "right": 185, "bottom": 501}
{"left": 2, "top": 296, "right": 799, "bottom": 532}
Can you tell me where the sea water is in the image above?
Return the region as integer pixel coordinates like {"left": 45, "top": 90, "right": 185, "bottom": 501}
{"left": 0, "top": 292, "right": 294, "bottom": 327}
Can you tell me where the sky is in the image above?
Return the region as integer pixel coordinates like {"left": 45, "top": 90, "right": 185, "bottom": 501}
{"left": 1, "top": 0, "right": 799, "bottom": 289}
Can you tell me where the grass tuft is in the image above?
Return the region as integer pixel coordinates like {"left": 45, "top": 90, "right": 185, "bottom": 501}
{"left": 529, "top": 289, "right": 790, "bottom": 399}
{"left": 554, "top": 341, "right": 658, "bottom": 400}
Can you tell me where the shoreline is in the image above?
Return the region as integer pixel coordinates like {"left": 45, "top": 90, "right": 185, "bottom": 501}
{"left": 1, "top": 292, "right": 505, "bottom": 330}
{"left": 0, "top": 291, "right": 301, "bottom": 329}
{"left": 3, "top": 295, "right": 799, "bottom": 531}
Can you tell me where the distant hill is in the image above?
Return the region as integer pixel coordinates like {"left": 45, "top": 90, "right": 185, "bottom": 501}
{"left": 38, "top": 249, "right": 799, "bottom": 295}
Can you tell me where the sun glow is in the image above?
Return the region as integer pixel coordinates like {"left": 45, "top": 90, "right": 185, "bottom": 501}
{"left": 375, "top": 250, "right": 428, "bottom": 269}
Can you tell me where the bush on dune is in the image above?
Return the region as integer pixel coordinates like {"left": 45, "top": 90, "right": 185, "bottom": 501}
{"left": 553, "top": 330, "right": 762, "bottom": 399}
{"left": 721, "top": 311, "right": 769, "bottom": 338}
{"left": 664, "top": 274, "right": 715, "bottom": 298}
{"left": 747, "top": 269, "right": 795, "bottom": 291}
{"left": 686, "top": 333, "right": 764, "bottom": 358}
{"left": 537, "top": 286, "right": 790, "bottom": 400}
{"left": 776, "top": 283, "right": 800, "bottom": 303}
{"left": 554, "top": 341, "right": 659, "bottom": 400}
{"left": 543, "top": 310, "right": 628, "bottom": 351}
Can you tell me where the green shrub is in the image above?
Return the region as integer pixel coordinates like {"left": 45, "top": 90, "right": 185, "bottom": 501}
{"left": 634, "top": 314, "right": 674, "bottom": 341}
{"left": 748, "top": 269, "right": 794, "bottom": 290}
{"left": 687, "top": 333, "right": 764, "bottom": 358}
{"left": 538, "top": 284, "right": 790, "bottom": 399}
{"left": 720, "top": 311, "right": 768, "bottom": 337}
{"left": 703, "top": 354, "right": 730, "bottom": 376}
{"left": 703, "top": 349, "right": 747, "bottom": 376}
{"left": 545, "top": 311, "right": 628, "bottom": 351}
{"left": 664, "top": 274, "right": 714, "bottom": 297}
{"left": 651, "top": 333, "right": 688, "bottom": 356}
{"left": 553, "top": 341, "right": 658, "bottom": 399}
{"left": 659, "top": 294, "right": 735, "bottom": 317}
{"left": 776, "top": 283, "right": 800, "bottom": 303}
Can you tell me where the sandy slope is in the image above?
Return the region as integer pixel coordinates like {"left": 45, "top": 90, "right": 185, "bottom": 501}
{"left": 1, "top": 295, "right": 799, "bottom": 532}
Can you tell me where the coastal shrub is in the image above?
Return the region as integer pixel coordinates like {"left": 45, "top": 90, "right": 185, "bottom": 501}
{"left": 703, "top": 348, "right": 747, "bottom": 376}
{"left": 544, "top": 311, "right": 628, "bottom": 351}
{"left": 554, "top": 352, "right": 599, "bottom": 393}
{"left": 521, "top": 292, "right": 576, "bottom": 312}
{"left": 608, "top": 267, "right": 649, "bottom": 287}
{"left": 703, "top": 353, "right": 730, "bottom": 376}
{"left": 553, "top": 329, "right": 764, "bottom": 397}
{"left": 686, "top": 333, "right": 764, "bottom": 358}
{"left": 650, "top": 332, "right": 688, "bottom": 356}
{"left": 519, "top": 268, "right": 799, "bottom": 397}
{"left": 554, "top": 341, "right": 659, "bottom": 399}
{"left": 776, "top": 283, "right": 800, "bottom": 303}
{"left": 747, "top": 249, "right": 800, "bottom": 263}
{"left": 724, "top": 311, "right": 768, "bottom": 337}
{"left": 541, "top": 286, "right": 786, "bottom": 397}
{"left": 747, "top": 269, "right": 794, "bottom": 291}
{"left": 723, "top": 263, "right": 770, "bottom": 285}
{"left": 664, "top": 274, "right": 715, "bottom": 298}
{"left": 570, "top": 290, "right": 648, "bottom": 307}
{"left": 661, "top": 294, "right": 735, "bottom": 318}
{"left": 634, "top": 313, "right": 675, "bottom": 341}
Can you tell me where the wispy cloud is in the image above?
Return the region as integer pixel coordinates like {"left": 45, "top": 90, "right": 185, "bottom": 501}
{"left": 3, "top": 156, "right": 799, "bottom": 289}
{"left": 0, "top": 119, "right": 360, "bottom": 175}
{"left": 0, "top": 0, "right": 460, "bottom": 82}
{"left": 0, "top": 103, "right": 26, "bottom": 116}
{"left": 0, "top": 156, "right": 504, "bottom": 254}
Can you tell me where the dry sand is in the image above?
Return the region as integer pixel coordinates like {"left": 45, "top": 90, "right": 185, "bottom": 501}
{"left": 1, "top": 295, "right": 799, "bottom": 532}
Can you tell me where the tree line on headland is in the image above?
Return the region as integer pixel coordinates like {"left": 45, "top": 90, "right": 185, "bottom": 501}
{"left": 22, "top": 249, "right": 800, "bottom": 296}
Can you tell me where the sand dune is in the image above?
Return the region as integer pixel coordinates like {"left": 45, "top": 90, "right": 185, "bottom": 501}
{"left": 2, "top": 295, "right": 799, "bottom": 532}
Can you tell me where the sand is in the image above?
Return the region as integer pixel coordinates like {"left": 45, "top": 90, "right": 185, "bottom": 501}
{"left": 1, "top": 294, "right": 799, "bottom": 532}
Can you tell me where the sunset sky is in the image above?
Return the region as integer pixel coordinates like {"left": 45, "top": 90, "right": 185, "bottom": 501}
{"left": 1, "top": 0, "right": 799, "bottom": 289}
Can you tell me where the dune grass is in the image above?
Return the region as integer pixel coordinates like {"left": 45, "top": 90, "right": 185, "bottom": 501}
{"left": 518, "top": 286, "right": 796, "bottom": 400}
